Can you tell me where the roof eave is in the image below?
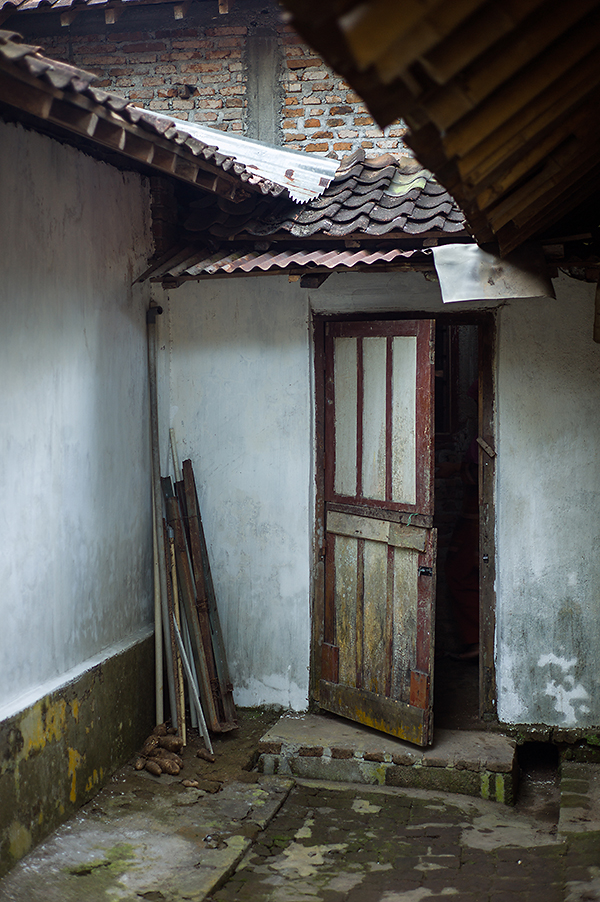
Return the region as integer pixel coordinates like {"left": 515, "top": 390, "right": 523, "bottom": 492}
{"left": 0, "top": 57, "right": 263, "bottom": 199}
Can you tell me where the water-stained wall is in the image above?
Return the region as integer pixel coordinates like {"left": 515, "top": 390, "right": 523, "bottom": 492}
{"left": 165, "top": 270, "right": 600, "bottom": 733}
{"left": 0, "top": 120, "right": 155, "bottom": 872}
{"left": 163, "top": 272, "right": 461, "bottom": 709}
{"left": 495, "top": 279, "right": 600, "bottom": 728}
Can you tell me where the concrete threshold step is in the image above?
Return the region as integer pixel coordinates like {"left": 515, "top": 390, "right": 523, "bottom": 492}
{"left": 559, "top": 761, "right": 600, "bottom": 835}
{"left": 258, "top": 713, "right": 517, "bottom": 805}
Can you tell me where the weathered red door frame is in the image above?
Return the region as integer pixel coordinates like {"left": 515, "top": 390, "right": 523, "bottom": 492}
{"left": 310, "top": 311, "right": 497, "bottom": 726}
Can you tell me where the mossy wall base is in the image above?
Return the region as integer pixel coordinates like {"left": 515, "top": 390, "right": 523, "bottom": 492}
{"left": 0, "top": 634, "right": 154, "bottom": 877}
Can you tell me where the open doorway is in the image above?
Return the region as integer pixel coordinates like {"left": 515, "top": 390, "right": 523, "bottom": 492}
{"left": 432, "top": 320, "right": 489, "bottom": 731}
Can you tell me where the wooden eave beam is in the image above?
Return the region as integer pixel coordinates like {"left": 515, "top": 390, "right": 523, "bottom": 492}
{"left": 373, "top": 0, "right": 481, "bottom": 86}
{"left": 453, "top": 51, "right": 600, "bottom": 197}
{"left": 417, "top": 0, "right": 547, "bottom": 85}
{"left": 496, "top": 167, "right": 600, "bottom": 255}
{"left": 437, "top": 14, "right": 600, "bottom": 159}
{"left": 421, "top": 1, "right": 600, "bottom": 131}
{"left": 0, "top": 60, "right": 257, "bottom": 200}
{"left": 228, "top": 228, "right": 470, "bottom": 244}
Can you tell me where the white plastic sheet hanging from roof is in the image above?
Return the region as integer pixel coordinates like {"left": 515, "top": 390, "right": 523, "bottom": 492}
{"left": 432, "top": 244, "right": 555, "bottom": 303}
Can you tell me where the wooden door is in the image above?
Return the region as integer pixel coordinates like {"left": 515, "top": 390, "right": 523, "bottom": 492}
{"left": 319, "top": 319, "right": 436, "bottom": 746}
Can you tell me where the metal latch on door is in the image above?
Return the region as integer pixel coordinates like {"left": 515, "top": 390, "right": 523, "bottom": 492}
{"left": 418, "top": 566, "right": 433, "bottom": 577}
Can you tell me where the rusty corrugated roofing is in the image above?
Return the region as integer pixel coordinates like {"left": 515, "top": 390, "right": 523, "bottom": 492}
{"left": 0, "top": 29, "right": 330, "bottom": 200}
{"left": 145, "top": 246, "right": 427, "bottom": 283}
{"left": 183, "top": 148, "right": 466, "bottom": 240}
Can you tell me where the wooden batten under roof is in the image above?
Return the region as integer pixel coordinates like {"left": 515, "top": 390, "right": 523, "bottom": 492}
{"left": 282, "top": 0, "right": 600, "bottom": 254}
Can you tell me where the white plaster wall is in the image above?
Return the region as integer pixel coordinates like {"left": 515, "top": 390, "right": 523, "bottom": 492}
{"left": 0, "top": 122, "right": 154, "bottom": 718}
{"left": 166, "top": 278, "right": 314, "bottom": 708}
{"left": 495, "top": 275, "right": 600, "bottom": 727}
{"left": 166, "top": 267, "right": 600, "bottom": 728}
{"left": 165, "top": 271, "right": 479, "bottom": 709}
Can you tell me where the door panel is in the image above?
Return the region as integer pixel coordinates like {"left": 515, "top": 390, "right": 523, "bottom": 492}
{"left": 319, "top": 319, "right": 436, "bottom": 746}
{"left": 391, "top": 335, "right": 417, "bottom": 504}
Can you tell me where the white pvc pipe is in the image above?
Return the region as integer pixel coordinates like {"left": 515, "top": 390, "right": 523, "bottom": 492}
{"left": 152, "top": 481, "right": 164, "bottom": 725}
{"left": 147, "top": 305, "right": 178, "bottom": 728}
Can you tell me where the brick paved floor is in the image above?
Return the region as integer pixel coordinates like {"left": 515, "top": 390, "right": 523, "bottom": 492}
{"left": 212, "top": 781, "right": 598, "bottom": 902}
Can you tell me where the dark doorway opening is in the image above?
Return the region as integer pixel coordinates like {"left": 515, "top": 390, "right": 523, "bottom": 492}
{"left": 433, "top": 322, "right": 482, "bottom": 730}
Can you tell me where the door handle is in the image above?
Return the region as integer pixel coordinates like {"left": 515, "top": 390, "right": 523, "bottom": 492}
{"left": 418, "top": 566, "right": 433, "bottom": 577}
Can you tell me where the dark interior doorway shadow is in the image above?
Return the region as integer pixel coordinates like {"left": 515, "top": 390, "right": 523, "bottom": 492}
{"left": 433, "top": 321, "right": 482, "bottom": 731}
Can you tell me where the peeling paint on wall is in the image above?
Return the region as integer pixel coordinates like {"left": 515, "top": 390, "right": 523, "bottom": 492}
{"left": 538, "top": 653, "right": 590, "bottom": 726}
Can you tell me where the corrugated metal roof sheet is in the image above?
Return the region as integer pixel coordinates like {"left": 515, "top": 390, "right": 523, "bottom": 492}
{"left": 149, "top": 246, "right": 424, "bottom": 282}
{"left": 148, "top": 113, "right": 340, "bottom": 203}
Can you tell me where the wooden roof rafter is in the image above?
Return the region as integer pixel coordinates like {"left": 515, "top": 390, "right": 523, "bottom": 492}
{"left": 282, "top": 0, "right": 600, "bottom": 254}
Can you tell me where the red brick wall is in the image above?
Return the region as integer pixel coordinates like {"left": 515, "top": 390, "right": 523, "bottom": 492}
{"left": 38, "top": 25, "right": 248, "bottom": 131}
{"left": 32, "top": 14, "right": 409, "bottom": 158}
{"left": 278, "top": 24, "right": 407, "bottom": 154}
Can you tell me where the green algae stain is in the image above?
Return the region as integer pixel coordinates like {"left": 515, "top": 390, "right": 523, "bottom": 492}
{"left": 8, "top": 821, "right": 32, "bottom": 860}
{"left": 480, "top": 772, "right": 490, "bottom": 800}
{"left": 65, "top": 842, "right": 136, "bottom": 878}
{"left": 495, "top": 774, "right": 505, "bottom": 804}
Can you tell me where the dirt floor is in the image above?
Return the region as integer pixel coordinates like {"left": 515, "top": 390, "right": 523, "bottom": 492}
{"left": 146, "top": 707, "right": 283, "bottom": 789}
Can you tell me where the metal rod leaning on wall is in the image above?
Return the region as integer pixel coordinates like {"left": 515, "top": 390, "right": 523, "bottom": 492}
{"left": 147, "top": 303, "right": 178, "bottom": 728}
{"left": 170, "top": 427, "right": 181, "bottom": 481}
{"left": 172, "top": 615, "right": 213, "bottom": 754}
{"left": 182, "top": 614, "right": 199, "bottom": 730}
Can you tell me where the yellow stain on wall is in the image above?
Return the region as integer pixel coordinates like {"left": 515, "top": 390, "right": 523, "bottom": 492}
{"left": 19, "top": 698, "right": 68, "bottom": 758}
{"left": 85, "top": 769, "right": 100, "bottom": 793}
{"left": 71, "top": 699, "right": 80, "bottom": 722}
{"left": 68, "top": 748, "right": 84, "bottom": 803}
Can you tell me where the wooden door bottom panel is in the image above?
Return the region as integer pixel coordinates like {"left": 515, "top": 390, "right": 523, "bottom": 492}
{"left": 319, "top": 679, "right": 431, "bottom": 747}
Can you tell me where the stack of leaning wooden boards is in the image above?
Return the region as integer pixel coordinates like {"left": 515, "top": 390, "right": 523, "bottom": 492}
{"left": 160, "top": 459, "right": 237, "bottom": 747}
